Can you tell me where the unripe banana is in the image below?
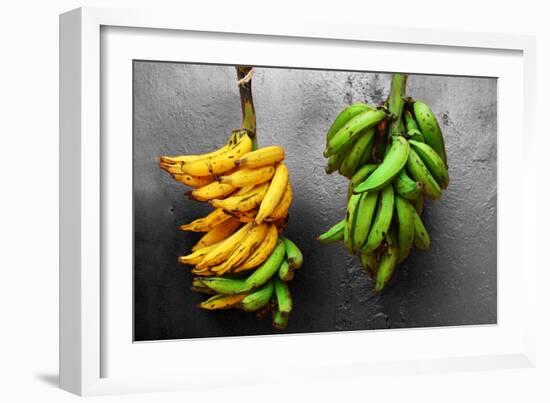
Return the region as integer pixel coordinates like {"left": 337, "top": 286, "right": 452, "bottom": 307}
{"left": 362, "top": 185, "right": 394, "bottom": 253}
{"left": 394, "top": 195, "right": 415, "bottom": 263}
{"left": 393, "top": 169, "right": 424, "bottom": 201}
{"left": 409, "top": 140, "right": 449, "bottom": 189}
{"left": 325, "top": 109, "right": 387, "bottom": 157}
{"left": 406, "top": 148, "right": 442, "bottom": 200}
{"left": 338, "top": 128, "right": 376, "bottom": 178}
{"left": 272, "top": 305, "right": 289, "bottom": 330}
{"left": 344, "top": 193, "right": 362, "bottom": 252}
{"left": 352, "top": 191, "right": 379, "bottom": 250}
{"left": 318, "top": 219, "right": 345, "bottom": 244}
{"left": 412, "top": 208, "right": 430, "bottom": 250}
{"left": 245, "top": 240, "right": 286, "bottom": 290}
{"left": 240, "top": 280, "right": 274, "bottom": 312}
{"left": 374, "top": 232, "right": 398, "bottom": 292}
{"left": 413, "top": 100, "right": 447, "bottom": 164}
{"left": 348, "top": 164, "right": 378, "bottom": 196}
{"left": 196, "top": 277, "right": 250, "bottom": 295}
{"left": 353, "top": 136, "right": 410, "bottom": 194}
{"left": 274, "top": 276, "right": 293, "bottom": 314}
{"left": 325, "top": 102, "right": 373, "bottom": 143}
{"left": 403, "top": 109, "right": 420, "bottom": 133}
{"left": 278, "top": 259, "right": 294, "bottom": 282}
{"left": 360, "top": 252, "right": 378, "bottom": 278}
{"left": 281, "top": 237, "right": 303, "bottom": 270}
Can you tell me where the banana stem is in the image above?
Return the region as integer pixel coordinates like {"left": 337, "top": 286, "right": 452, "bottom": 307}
{"left": 387, "top": 73, "right": 408, "bottom": 137}
{"left": 236, "top": 66, "right": 257, "bottom": 149}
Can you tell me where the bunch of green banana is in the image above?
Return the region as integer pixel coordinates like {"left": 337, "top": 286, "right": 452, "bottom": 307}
{"left": 319, "top": 73, "right": 449, "bottom": 292}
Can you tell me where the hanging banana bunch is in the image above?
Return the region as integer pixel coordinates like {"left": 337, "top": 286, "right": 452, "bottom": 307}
{"left": 159, "top": 67, "right": 303, "bottom": 329}
{"left": 318, "top": 73, "right": 449, "bottom": 292}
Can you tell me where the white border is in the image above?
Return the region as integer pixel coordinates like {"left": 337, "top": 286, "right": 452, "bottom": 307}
{"left": 60, "top": 7, "right": 537, "bottom": 396}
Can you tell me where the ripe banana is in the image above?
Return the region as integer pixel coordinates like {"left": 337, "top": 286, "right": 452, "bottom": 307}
{"left": 177, "top": 132, "right": 253, "bottom": 176}
{"left": 318, "top": 219, "right": 345, "bottom": 244}
{"left": 191, "top": 217, "right": 242, "bottom": 251}
{"left": 266, "top": 182, "right": 293, "bottom": 221}
{"left": 219, "top": 165, "right": 275, "bottom": 188}
{"left": 352, "top": 191, "right": 379, "bottom": 250}
{"left": 406, "top": 148, "right": 442, "bottom": 199}
{"left": 325, "top": 108, "right": 387, "bottom": 157}
{"left": 256, "top": 163, "right": 289, "bottom": 224}
{"left": 394, "top": 195, "right": 415, "bottom": 263}
{"left": 354, "top": 135, "right": 410, "bottom": 193}
{"left": 236, "top": 223, "right": 279, "bottom": 272}
{"left": 409, "top": 140, "right": 449, "bottom": 189}
{"left": 196, "top": 222, "right": 254, "bottom": 269}
{"left": 178, "top": 243, "right": 218, "bottom": 265}
{"left": 235, "top": 145, "right": 285, "bottom": 169}
{"left": 413, "top": 100, "right": 447, "bottom": 164}
{"left": 189, "top": 181, "right": 236, "bottom": 202}
{"left": 393, "top": 169, "right": 424, "bottom": 200}
{"left": 325, "top": 102, "right": 373, "bottom": 143}
{"left": 171, "top": 173, "right": 214, "bottom": 188}
{"left": 211, "top": 181, "right": 269, "bottom": 212}
{"left": 199, "top": 293, "right": 249, "bottom": 310}
{"left": 240, "top": 280, "right": 274, "bottom": 312}
{"left": 362, "top": 184, "right": 394, "bottom": 253}
{"left": 180, "top": 208, "right": 231, "bottom": 232}
{"left": 211, "top": 223, "right": 269, "bottom": 275}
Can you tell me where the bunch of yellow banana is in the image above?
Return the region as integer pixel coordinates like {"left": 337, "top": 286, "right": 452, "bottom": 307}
{"left": 160, "top": 129, "right": 303, "bottom": 330}
{"left": 318, "top": 74, "right": 449, "bottom": 292}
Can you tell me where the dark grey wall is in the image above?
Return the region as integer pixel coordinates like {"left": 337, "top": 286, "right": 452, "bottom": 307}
{"left": 133, "top": 62, "right": 497, "bottom": 341}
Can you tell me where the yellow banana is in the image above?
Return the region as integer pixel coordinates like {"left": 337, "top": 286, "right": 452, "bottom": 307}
{"left": 177, "top": 133, "right": 253, "bottom": 176}
{"left": 228, "top": 208, "right": 258, "bottom": 223}
{"left": 256, "top": 163, "right": 289, "bottom": 224}
{"left": 266, "top": 181, "right": 293, "bottom": 221}
{"left": 171, "top": 173, "right": 214, "bottom": 188}
{"left": 235, "top": 146, "right": 285, "bottom": 168}
{"left": 196, "top": 222, "right": 254, "bottom": 268}
{"left": 211, "top": 223, "right": 269, "bottom": 275}
{"left": 219, "top": 165, "right": 275, "bottom": 187}
{"left": 235, "top": 223, "right": 279, "bottom": 272}
{"left": 189, "top": 181, "right": 236, "bottom": 201}
{"left": 210, "top": 182, "right": 269, "bottom": 213}
{"left": 191, "top": 218, "right": 242, "bottom": 251}
{"left": 191, "top": 267, "right": 216, "bottom": 276}
{"left": 198, "top": 293, "right": 249, "bottom": 310}
{"left": 179, "top": 208, "right": 230, "bottom": 232}
{"left": 178, "top": 243, "right": 219, "bottom": 265}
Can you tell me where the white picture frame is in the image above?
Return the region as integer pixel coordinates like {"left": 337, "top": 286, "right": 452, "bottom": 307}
{"left": 60, "top": 6, "right": 537, "bottom": 396}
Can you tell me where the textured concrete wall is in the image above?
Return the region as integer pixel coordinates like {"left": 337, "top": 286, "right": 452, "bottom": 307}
{"left": 133, "top": 62, "right": 497, "bottom": 341}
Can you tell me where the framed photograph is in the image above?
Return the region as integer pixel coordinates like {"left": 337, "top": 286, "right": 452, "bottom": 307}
{"left": 60, "top": 7, "right": 536, "bottom": 396}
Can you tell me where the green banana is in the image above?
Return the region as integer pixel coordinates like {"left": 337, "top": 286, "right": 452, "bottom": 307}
{"left": 394, "top": 196, "right": 415, "bottom": 263}
{"left": 362, "top": 185, "right": 394, "bottom": 253}
{"left": 196, "top": 277, "right": 250, "bottom": 295}
{"left": 345, "top": 193, "right": 362, "bottom": 252}
{"left": 272, "top": 305, "right": 289, "bottom": 330}
{"left": 281, "top": 237, "right": 303, "bottom": 270}
{"left": 406, "top": 128, "right": 425, "bottom": 143}
{"left": 413, "top": 100, "right": 447, "bottom": 164}
{"left": 278, "top": 259, "right": 294, "bottom": 281}
{"left": 274, "top": 277, "right": 293, "bottom": 314}
{"left": 348, "top": 164, "right": 378, "bottom": 197}
{"left": 409, "top": 140, "right": 449, "bottom": 189}
{"left": 352, "top": 191, "right": 379, "bottom": 250}
{"left": 244, "top": 240, "right": 286, "bottom": 290}
{"left": 393, "top": 168, "right": 424, "bottom": 200}
{"left": 412, "top": 208, "right": 430, "bottom": 250}
{"left": 403, "top": 109, "right": 420, "bottom": 132}
{"left": 325, "top": 103, "right": 373, "bottom": 143}
{"left": 353, "top": 136, "right": 410, "bottom": 193}
{"left": 191, "top": 278, "right": 216, "bottom": 294}
{"left": 374, "top": 231, "right": 398, "bottom": 292}
{"left": 406, "top": 148, "right": 442, "bottom": 199}
{"left": 339, "top": 128, "right": 376, "bottom": 178}
{"left": 318, "top": 219, "right": 345, "bottom": 244}
{"left": 240, "top": 280, "right": 274, "bottom": 312}
{"left": 325, "top": 109, "right": 387, "bottom": 157}
{"left": 325, "top": 141, "right": 352, "bottom": 174}
{"left": 360, "top": 252, "right": 379, "bottom": 278}
{"left": 414, "top": 194, "right": 424, "bottom": 215}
